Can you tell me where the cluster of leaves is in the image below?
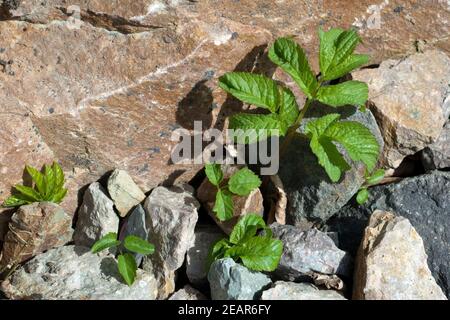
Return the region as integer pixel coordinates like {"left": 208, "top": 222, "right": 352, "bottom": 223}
{"left": 208, "top": 214, "right": 283, "bottom": 272}
{"left": 205, "top": 163, "right": 261, "bottom": 221}
{"left": 3, "top": 162, "right": 68, "bottom": 208}
{"left": 92, "top": 233, "right": 155, "bottom": 286}
{"left": 218, "top": 28, "right": 384, "bottom": 200}
{"left": 356, "top": 168, "right": 385, "bottom": 204}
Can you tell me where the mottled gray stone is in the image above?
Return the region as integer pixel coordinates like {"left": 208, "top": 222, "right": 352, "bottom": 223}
{"left": 169, "top": 285, "right": 207, "bottom": 300}
{"left": 280, "top": 104, "right": 383, "bottom": 224}
{"left": 73, "top": 182, "right": 119, "bottom": 248}
{"left": 119, "top": 204, "right": 148, "bottom": 265}
{"left": 208, "top": 258, "right": 272, "bottom": 300}
{"left": 142, "top": 184, "right": 200, "bottom": 299}
{"left": 261, "top": 281, "right": 346, "bottom": 300}
{"left": 270, "top": 223, "right": 352, "bottom": 280}
{"left": 421, "top": 121, "right": 450, "bottom": 170}
{"left": 186, "top": 224, "right": 225, "bottom": 287}
{"left": 107, "top": 169, "right": 146, "bottom": 217}
{"left": 325, "top": 171, "right": 450, "bottom": 298}
{"left": 1, "top": 245, "right": 158, "bottom": 300}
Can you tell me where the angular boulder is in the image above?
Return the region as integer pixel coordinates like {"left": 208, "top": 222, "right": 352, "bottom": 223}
{"left": 421, "top": 120, "right": 450, "bottom": 170}
{"left": 261, "top": 281, "right": 346, "bottom": 300}
{"left": 169, "top": 285, "right": 207, "bottom": 300}
{"left": 119, "top": 204, "right": 148, "bottom": 265}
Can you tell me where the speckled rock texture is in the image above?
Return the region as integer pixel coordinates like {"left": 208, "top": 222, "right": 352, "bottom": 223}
{"left": 261, "top": 281, "right": 346, "bottom": 300}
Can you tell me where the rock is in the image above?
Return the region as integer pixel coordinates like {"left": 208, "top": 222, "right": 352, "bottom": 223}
{"left": 186, "top": 224, "right": 225, "bottom": 287}
{"left": 261, "top": 281, "right": 346, "bottom": 300}
{"left": 107, "top": 169, "right": 146, "bottom": 217}
{"left": 325, "top": 171, "right": 450, "bottom": 298}
{"left": 421, "top": 120, "right": 450, "bottom": 170}
{"left": 119, "top": 204, "right": 148, "bottom": 265}
{"left": 142, "top": 184, "right": 200, "bottom": 299}
{"left": 196, "top": 165, "right": 264, "bottom": 234}
{"left": 0, "top": 208, "right": 13, "bottom": 241}
{"left": 270, "top": 223, "right": 352, "bottom": 280}
{"left": 0, "top": 202, "right": 73, "bottom": 269}
{"left": 280, "top": 104, "right": 383, "bottom": 224}
{"left": 1, "top": 245, "right": 158, "bottom": 300}
{"left": 353, "top": 50, "right": 450, "bottom": 171}
{"left": 169, "top": 285, "right": 207, "bottom": 300}
{"left": 208, "top": 258, "right": 272, "bottom": 300}
{"left": 73, "top": 182, "right": 119, "bottom": 248}
{"left": 3, "top": 0, "right": 448, "bottom": 217}
{"left": 353, "top": 210, "right": 446, "bottom": 300}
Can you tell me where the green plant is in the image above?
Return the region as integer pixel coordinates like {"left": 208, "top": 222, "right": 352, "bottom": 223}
{"left": 205, "top": 163, "right": 261, "bottom": 221}
{"left": 356, "top": 168, "right": 385, "bottom": 204}
{"left": 208, "top": 214, "right": 283, "bottom": 272}
{"left": 3, "top": 162, "right": 68, "bottom": 208}
{"left": 218, "top": 28, "right": 384, "bottom": 203}
{"left": 91, "top": 232, "right": 155, "bottom": 286}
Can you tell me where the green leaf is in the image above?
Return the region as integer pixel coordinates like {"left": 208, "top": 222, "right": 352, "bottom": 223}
{"left": 227, "top": 236, "right": 283, "bottom": 272}
{"left": 322, "top": 54, "right": 369, "bottom": 81}
{"left": 229, "top": 113, "right": 288, "bottom": 144}
{"left": 124, "top": 235, "right": 155, "bottom": 255}
{"left": 213, "top": 189, "right": 234, "bottom": 221}
{"left": 118, "top": 253, "right": 137, "bottom": 286}
{"left": 278, "top": 86, "right": 299, "bottom": 127}
{"left": 366, "top": 168, "right": 385, "bottom": 185}
{"left": 317, "top": 81, "right": 368, "bottom": 107}
{"left": 207, "top": 238, "right": 232, "bottom": 269}
{"left": 229, "top": 214, "right": 266, "bottom": 244}
{"left": 50, "top": 188, "right": 67, "bottom": 204}
{"left": 319, "top": 27, "right": 345, "bottom": 77}
{"left": 333, "top": 29, "right": 361, "bottom": 67}
{"left": 269, "top": 37, "right": 318, "bottom": 98}
{"left": 205, "top": 163, "right": 223, "bottom": 187}
{"left": 356, "top": 188, "right": 369, "bottom": 205}
{"left": 43, "top": 164, "right": 55, "bottom": 199}
{"left": 52, "top": 162, "right": 65, "bottom": 191}
{"left": 13, "top": 185, "right": 42, "bottom": 202}
{"left": 305, "top": 113, "right": 380, "bottom": 182}
{"left": 219, "top": 72, "right": 279, "bottom": 112}
{"left": 25, "top": 165, "right": 45, "bottom": 195}
{"left": 2, "top": 195, "right": 30, "bottom": 208}
{"left": 228, "top": 168, "right": 261, "bottom": 196}
{"left": 91, "top": 232, "right": 121, "bottom": 253}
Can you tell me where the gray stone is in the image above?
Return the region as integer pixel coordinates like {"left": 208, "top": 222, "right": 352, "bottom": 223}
{"left": 107, "top": 169, "right": 146, "bottom": 217}
{"left": 353, "top": 50, "right": 450, "bottom": 171}
{"left": 354, "top": 210, "right": 446, "bottom": 300}
{"left": 270, "top": 223, "right": 352, "bottom": 280}
{"left": 325, "top": 171, "right": 450, "bottom": 298}
{"left": 1, "top": 245, "right": 158, "bottom": 300}
{"left": 119, "top": 204, "right": 148, "bottom": 265}
{"left": 169, "top": 285, "right": 207, "bottom": 300}
{"left": 73, "top": 182, "right": 119, "bottom": 248}
{"left": 261, "top": 281, "right": 346, "bottom": 300}
{"left": 142, "top": 184, "right": 200, "bottom": 299}
{"left": 186, "top": 224, "right": 225, "bottom": 287}
{"left": 280, "top": 104, "right": 383, "bottom": 224}
{"left": 208, "top": 258, "right": 272, "bottom": 300}
{"left": 421, "top": 121, "right": 450, "bottom": 170}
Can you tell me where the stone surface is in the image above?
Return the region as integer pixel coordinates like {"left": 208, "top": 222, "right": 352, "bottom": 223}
{"left": 421, "top": 120, "right": 450, "bottom": 170}
{"left": 73, "top": 182, "right": 119, "bottom": 248}
{"left": 0, "top": 208, "right": 13, "bottom": 241}
{"left": 261, "top": 281, "right": 346, "bottom": 300}
{"left": 270, "top": 223, "right": 352, "bottom": 280}
{"left": 107, "top": 169, "right": 146, "bottom": 217}
{"left": 1, "top": 0, "right": 449, "bottom": 217}
{"left": 169, "top": 285, "right": 207, "bottom": 300}
{"left": 142, "top": 184, "right": 200, "bottom": 299}
{"left": 353, "top": 50, "right": 450, "bottom": 170}
{"left": 1, "top": 245, "right": 158, "bottom": 300}
{"left": 0, "top": 202, "right": 73, "bottom": 269}
{"left": 325, "top": 171, "right": 450, "bottom": 298}
{"left": 197, "top": 165, "right": 264, "bottom": 234}
{"left": 208, "top": 258, "right": 272, "bottom": 300}
{"left": 186, "top": 224, "right": 225, "bottom": 287}
{"left": 353, "top": 210, "right": 446, "bottom": 300}
{"left": 119, "top": 204, "right": 148, "bottom": 265}
{"left": 280, "top": 104, "right": 383, "bottom": 224}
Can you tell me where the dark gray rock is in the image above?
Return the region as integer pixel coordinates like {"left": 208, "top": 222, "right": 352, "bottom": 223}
{"left": 119, "top": 204, "right": 148, "bottom": 265}
{"left": 324, "top": 171, "right": 450, "bottom": 297}
{"left": 270, "top": 223, "right": 352, "bottom": 280}
{"left": 208, "top": 258, "right": 272, "bottom": 300}
{"left": 279, "top": 104, "right": 383, "bottom": 224}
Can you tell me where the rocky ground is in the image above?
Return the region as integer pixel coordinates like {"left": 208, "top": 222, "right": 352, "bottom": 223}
{"left": 0, "top": 0, "right": 449, "bottom": 300}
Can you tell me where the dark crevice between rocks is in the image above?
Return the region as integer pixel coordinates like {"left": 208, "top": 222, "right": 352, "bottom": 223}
{"left": 0, "top": 0, "right": 19, "bottom": 20}
{"left": 57, "top": 7, "right": 165, "bottom": 34}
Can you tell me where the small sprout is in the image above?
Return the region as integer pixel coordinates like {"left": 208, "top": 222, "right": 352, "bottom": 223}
{"left": 356, "top": 168, "right": 386, "bottom": 204}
